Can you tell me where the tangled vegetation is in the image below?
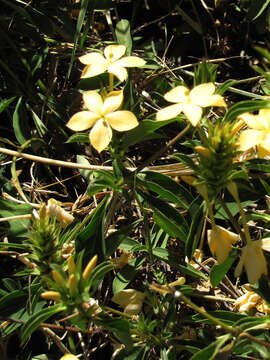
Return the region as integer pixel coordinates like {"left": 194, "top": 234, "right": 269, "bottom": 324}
{"left": 1, "top": 1, "right": 270, "bottom": 359}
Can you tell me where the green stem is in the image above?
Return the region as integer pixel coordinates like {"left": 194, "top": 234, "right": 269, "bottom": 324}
{"left": 109, "top": 73, "right": 114, "bottom": 92}
{"left": 178, "top": 292, "right": 238, "bottom": 335}
{"left": 135, "top": 123, "right": 191, "bottom": 173}
{"left": 227, "top": 182, "right": 251, "bottom": 245}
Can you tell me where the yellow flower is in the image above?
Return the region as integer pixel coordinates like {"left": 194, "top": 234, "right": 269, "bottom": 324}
{"left": 234, "top": 240, "right": 267, "bottom": 284}
{"left": 238, "top": 109, "right": 270, "bottom": 157}
{"left": 208, "top": 225, "right": 239, "bottom": 263}
{"left": 156, "top": 83, "right": 226, "bottom": 126}
{"left": 46, "top": 199, "right": 74, "bottom": 227}
{"left": 112, "top": 289, "right": 145, "bottom": 315}
{"left": 234, "top": 290, "right": 262, "bottom": 312}
{"left": 60, "top": 355, "right": 78, "bottom": 360}
{"left": 67, "top": 90, "right": 138, "bottom": 153}
{"left": 79, "top": 44, "right": 146, "bottom": 82}
{"left": 185, "top": 249, "right": 203, "bottom": 269}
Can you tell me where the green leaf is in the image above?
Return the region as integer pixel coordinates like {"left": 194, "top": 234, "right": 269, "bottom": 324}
{"left": 103, "top": 318, "right": 133, "bottom": 350}
{"left": 12, "top": 97, "right": 31, "bottom": 145}
{"left": 0, "top": 199, "right": 32, "bottom": 238}
{"left": 121, "top": 119, "right": 177, "bottom": 150}
{"left": 152, "top": 248, "right": 206, "bottom": 279}
{"left": 105, "top": 220, "right": 143, "bottom": 257}
{"left": 87, "top": 170, "right": 117, "bottom": 197}
{"left": 113, "top": 256, "right": 146, "bottom": 293}
{"left": 190, "top": 334, "right": 231, "bottom": 360}
{"left": 21, "top": 304, "right": 66, "bottom": 344}
{"left": 66, "top": 133, "right": 89, "bottom": 143}
{"left": 185, "top": 198, "right": 205, "bottom": 260}
{"left": 116, "top": 19, "right": 132, "bottom": 55}
{"left": 139, "top": 190, "right": 188, "bottom": 242}
{"left": 137, "top": 171, "right": 193, "bottom": 209}
{"left": 188, "top": 310, "right": 245, "bottom": 325}
{"left": 245, "top": 0, "right": 270, "bottom": 21}
{"left": 171, "top": 153, "right": 199, "bottom": 172}
{"left": 210, "top": 248, "right": 239, "bottom": 287}
{"left": 224, "top": 100, "right": 270, "bottom": 123}
{"left": 245, "top": 158, "right": 270, "bottom": 173}
{"left": 76, "top": 196, "right": 110, "bottom": 258}
{"left": 0, "top": 97, "right": 16, "bottom": 113}
{"left": 76, "top": 155, "right": 92, "bottom": 179}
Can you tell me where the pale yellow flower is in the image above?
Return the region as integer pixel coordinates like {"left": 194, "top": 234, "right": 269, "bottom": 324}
{"left": 234, "top": 240, "right": 267, "bottom": 284}
{"left": 67, "top": 90, "right": 138, "bottom": 153}
{"left": 208, "top": 225, "right": 239, "bottom": 263}
{"left": 185, "top": 249, "right": 203, "bottom": 269}
{"left": 112, "top": 289, "right": 145, "bottom": 315}
{"left": 156, "top": 83, "right": 226, "bottom": 126}
{"left": 238, "top": 109, "right": 270, "bottom": 157}
{"left": 36, "top": 199, "right": 74, "bottom": 227}
{"left": 79, "top": 44, "right": 146, "bottom": 82}
{"left": 234, "top": 290, "right": 262, "bottom": 312}
{"left": 60, "top": 355, "right": 78, "bottom": 360}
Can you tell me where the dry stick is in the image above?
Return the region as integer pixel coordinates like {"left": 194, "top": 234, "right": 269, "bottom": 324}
{"left": 135, "top": 123, "right": 191, "bottom": 173}
{"left": 41, "top": 327, "right": 70, "bottom": 354}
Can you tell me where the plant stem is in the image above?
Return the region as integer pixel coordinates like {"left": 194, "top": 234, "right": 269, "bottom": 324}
{"left": 135, "top": 123, "right": 191, "bottom": 173}
{"left": 109, "top": 73, "right": 114, "bottom": 92}
{"left": 227, "top": 182, "right": 252, "bottom": 245}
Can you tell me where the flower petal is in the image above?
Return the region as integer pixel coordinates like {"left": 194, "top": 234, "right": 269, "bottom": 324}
{"left": 108, "top": 63, "right": 128, "bottom": 82}
{"left": 67, "top": 111, "right": 99, "bottom": 131}
{"left": 239, "top": 113, "right": 266, "bottom": 130}
{"left": 103, "top": 90, "right": 123, "bottom": 114}
{"left": 116, "top": 56, "right": 146, "bottom": 67}
{"left": 106, "top": 111, "right": 138, "bottom": 131}
{"left": 164, "top": 86, "right": 189, "bottom": 103}
{"left": 81, "top": 62, "right": 108, "bottom": 78}
{"left": 238, "top": 129, "right": 264, "bottom": 151}
{"left": 104, "top": 44, "right": 126, "bottom": 61}
{"left": 79, "top": 52, "right": 106, "bottom": 65}
{"left": 208, "top": 225, "right": 239, "bottom": 263}
{"left": 258, "top": 109, "right": 270, "bottom": 129}
{"left": 261, "top": 237, "right": 270, "bottom": 252}
{"left": 156, "top": 104, "right": 183, "bottom": 121}
{"left": 244, "top": 241, "right": 267, "bottom": 284}
{"left": 90, "top": 119, "right": 112, "bottom": 153}
{"left": 190, "top": 82, "right": 215, "bottom": 99}
{"left": 182, "top": 103, "right": 202, "bottom": 126}
{"left": 60, "top": 355, "right": 79, "bottom": 360}
{"left": 83, "top": 91, "right": 103, "bottom": 114}
{"left": 259, "top": 132, "right": 270, "bottom": 156}
{"left": 190, "top": 83, "right": 226, "bottom": 107}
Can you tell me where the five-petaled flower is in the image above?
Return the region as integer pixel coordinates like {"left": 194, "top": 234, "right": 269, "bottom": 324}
{"left": 234, "top": 240, "right": 267, "bottom": 284}
{"left": 238, "top": 108, "right": 270, "bottom": 157}
{"left": 79, "top": 44, "right": 146, "bottom": 82}
{"left": 67, "top": 90, "right": 138, "bottom": 153}
{"left": 208, "top": 225, "right": 239, "bottom": 263}
{"left": 156, "top": 83, "right": 226, "bottom": 126}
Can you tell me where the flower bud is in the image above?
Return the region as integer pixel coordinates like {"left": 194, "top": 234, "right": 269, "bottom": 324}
{"left": 68, "top": 274, "right": 77, "bottom": 296}
{"left": 194, "top": 145, "right": 211, "bottom": 158}
{"left": 82, "top": 255, "right": 98, "bottom": 280}
{"left": 41, "top": 291, "right": 61, "bottom": 301}
{"left": 52, "top": 270, "right": 66, "bottom": 288}
{"left": 67, "top": 255, "right": 76, "bottom": 274}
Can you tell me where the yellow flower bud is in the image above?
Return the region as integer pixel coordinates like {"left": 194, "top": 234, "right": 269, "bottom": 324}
{"left": 41, "top": 291, "right": 61, "bottom": 301}
{"left": 169, "top": 277, "right": 186, "bottom": 287}
{"left": 82, "top": 255, "right": 98, "bottom": 280}
{"left": 52, "top": 270, "right": 66, "bottom": 288}
{"left": 181, "top": 175, "right": 196, "bottom": 185}
{"left": 68, "top": 274, "right": 77, "bottom": 296}
{"left": 194, "top": 145, "right": 211, "bottom": 158}
{"left": 67, "top": 255, "right": 76, "bottom": 274}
